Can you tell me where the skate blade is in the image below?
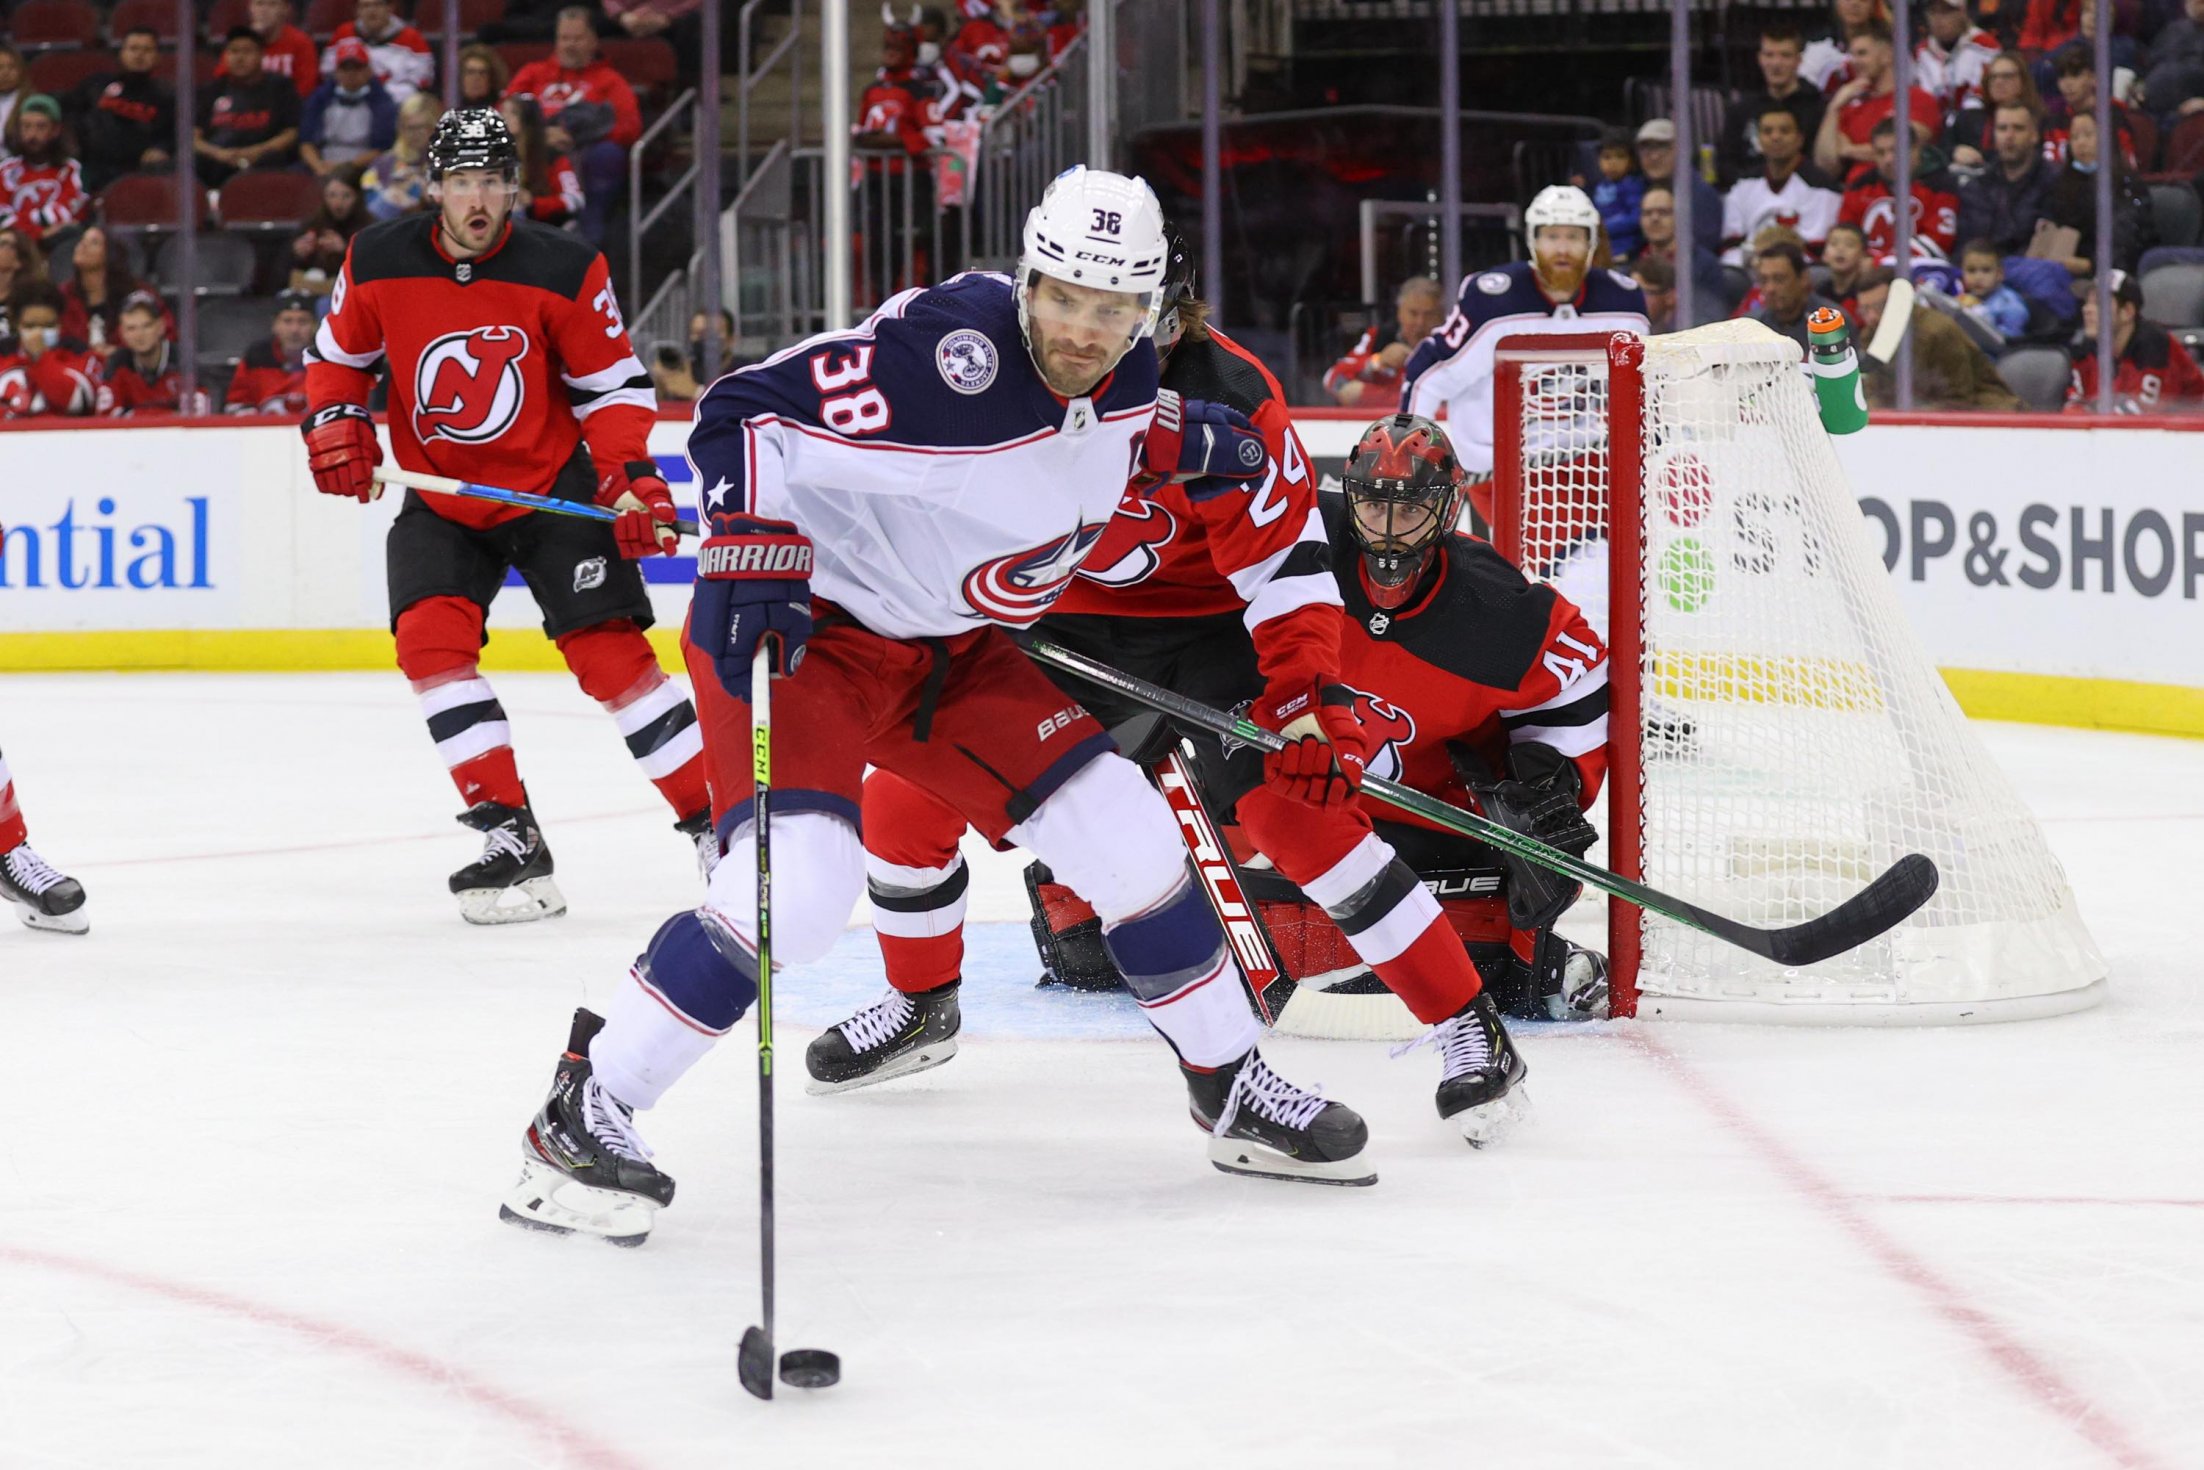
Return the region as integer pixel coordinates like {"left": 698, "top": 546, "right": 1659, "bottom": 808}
{"left": 15, "top": 905, "right": 90, "bottom": 935}
{"left": 804, "top": 1037, "right": 958, "bottom": 1096}
{"left": 499, "top": 1156, "right": 656, "bottom": 1245}
{"left": 1207, "top": 1134, "right": 1377, "bottom": 1187}
{"left": 457, "top": 876, "right": 568, "bottom": 926}
{"left": 1452, "top": 1086, "right": 1533, "bottom": 1149}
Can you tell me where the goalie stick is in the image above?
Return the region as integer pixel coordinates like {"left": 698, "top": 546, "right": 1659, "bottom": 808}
{"left": 1030, "top": 641, "right": 1940, "bottom": 971}
{"left": 371, "top": 466, "right": 702, "bottom": 537}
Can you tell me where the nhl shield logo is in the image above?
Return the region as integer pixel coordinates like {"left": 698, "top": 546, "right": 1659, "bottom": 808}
{"left": 1367, "top": 611, "right": 1391, "bottom": 636}
{"left": 936, "top": 328, "right": 998, "bottom": 395}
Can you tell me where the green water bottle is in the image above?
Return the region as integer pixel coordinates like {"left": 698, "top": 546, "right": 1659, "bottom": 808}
{"left": 1808, "top": 306, "right": 1869, "bottom": 435}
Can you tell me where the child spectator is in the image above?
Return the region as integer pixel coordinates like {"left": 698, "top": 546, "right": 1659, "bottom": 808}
{"left": 195, "top": 29, "right": 302, "bottom": 189}
{"left": 218, "top": 0, "right": 320, "bottom": 101}
{"left": 1954, "top": 239, "right": 2030, "bottom": 337}
{"left": 100, "top": 291, "right": 197, "bottom": 415}
{"left": 226, "top": 291, "right": 315, "bottom": 414}
{"left": 324, "top": 0, "right": 435, "bottom": 106}
{"left": 2043, "top": 43, "right": 2138, "bottom": 166}
{"left": 291, "top": 168, "right": 369, "bottom": 292}
{"left": 1837, "top": 117, "right": 1959, "bottom": 261}
{"left": 0, "top": 282, "right": 101, "bottom": 417}
{"left": 1324, "top": 276, "right": 1446, "bottom": 406}
{"left": 457, "top": 45, "right": 509, "bottom": 109}
{"left": 300, "top": 39, "right": 398, "bottom": 176}
{"left": 58, "top": 226, "right": 163, "bottom": 356}
{"left": 2067, "top": 268, "right": 2204, "bottom": 410}
{"left": 1821, "top": 220, "right": 1871, "bottom": 309}
{"left": 506, "top": 8, "right": 643, "bottom": 244}
{"left": 0, "top": 97, "right": 88, "bottom": 246}
{"left": 360, "top": 94, "right": 439, "bottom": 221}
{"left": 63, "top": 28, "right": 176, "bottom": 193}
{"left": 499, "top": 94, "right": 583, "bottom": 227}
{"left": 1588, "top": 128, "right": 1647, "bottom": 259}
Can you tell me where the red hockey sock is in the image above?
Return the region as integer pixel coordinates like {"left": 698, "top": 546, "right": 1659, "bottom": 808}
{"left": 396, "top": 598, "right": 528, "bottom": 810}
{"left": 557, "top": 622, "right": 708, "bottom": 819}
{"left": 0, "top": 772, "right": 26, "bottom": 853}
{"left": 863, "top": 769, "right": 972, "bottom": 993}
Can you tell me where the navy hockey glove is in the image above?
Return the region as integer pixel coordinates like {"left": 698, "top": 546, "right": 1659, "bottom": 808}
{"left": 690, "top": 515, "right": 814, "bottom": 701}
{"left": 1140, "top": 390, "right": 1267, "bottom": 498}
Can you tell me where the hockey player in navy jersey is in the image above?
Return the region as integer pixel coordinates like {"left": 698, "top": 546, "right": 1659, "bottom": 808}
{"left": 500, "top": 169, "right": 1379, "bottom": 1245}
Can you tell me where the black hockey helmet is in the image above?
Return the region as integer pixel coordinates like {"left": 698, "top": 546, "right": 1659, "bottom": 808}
{"left": 427, "top": 106, "right": 520, "bottom": 183}
{"left": 1341, "top": 413, "right": 1461, "bottom": 610}
{"left": 1155, "top": 222, "right": 1199, "bottom": 356}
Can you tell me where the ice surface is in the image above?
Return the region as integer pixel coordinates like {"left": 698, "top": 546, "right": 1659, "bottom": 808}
{"left": 2, "top": 674, "right": 2199, "bottom": 1469}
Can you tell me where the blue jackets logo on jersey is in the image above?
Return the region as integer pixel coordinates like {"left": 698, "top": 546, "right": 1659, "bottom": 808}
{"left": 1074, "top": 497, "right": 1177, "bottom": 588}
{"left": 935, "top": 329, "right": 998, "bottom": 395}
{"left": 961, "top": 523, "right": 1108, "bottom": 624}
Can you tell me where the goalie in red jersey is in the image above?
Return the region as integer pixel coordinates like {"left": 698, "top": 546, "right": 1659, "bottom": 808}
{"left": 301, "top": 107, "right": 710, "bottom": 924}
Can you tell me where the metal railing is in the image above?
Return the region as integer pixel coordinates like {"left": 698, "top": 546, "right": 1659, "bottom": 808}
{"left": 626, "top": 87, "right": 700, "bottom": 320}
{"left": 958, "top": 37, "right": 1093, "bottom": 272}
{"left": 736, "top": 0, "right": 808, "bottom": 191}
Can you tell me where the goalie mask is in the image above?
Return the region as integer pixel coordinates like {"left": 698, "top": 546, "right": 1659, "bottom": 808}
{"left": 1342, "top": 413, "right": 1462, "bottom": 611}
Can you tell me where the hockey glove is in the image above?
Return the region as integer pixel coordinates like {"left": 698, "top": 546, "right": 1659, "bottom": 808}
{"left": 595, "top": 461, "right": 681, "bottom": 558}
{"left": 690, "top": 515, "right": 814, "bottom": 702}
{"left": 302, "top": 403, "right": 382, "bottom": 502}
{"left": 1253, "top": 679, "right": 1370, "bottom": 811}
{"left": 1449, "top": 741, "right": 1597, "bottom": 931}
{"left": 1140, "top": 390, "right": 1267, "bottom": 498}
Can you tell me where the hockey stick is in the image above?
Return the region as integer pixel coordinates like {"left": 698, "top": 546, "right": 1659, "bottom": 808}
{"left": 1151, "top": 744, "right": 1293, "bottom": 1024}
{"left": 1029, "top": 641, "right": 1940, "bottom": 970}
{"left": 370, "top": 466, "right": 702, "bottom": 537}
{"left": 1863, "top": 276, "right": 1917, "bottom": 370}
{"left": 737, "top": 645, "right": 838, "bottom": 1399}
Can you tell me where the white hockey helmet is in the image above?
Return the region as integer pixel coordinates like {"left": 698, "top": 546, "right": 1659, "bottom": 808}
{"left": 1524, "top": 184, "right": 1601, "bottom": 240}
{"left": 1017, "top": 165, "right": 1171, "bottom": 357}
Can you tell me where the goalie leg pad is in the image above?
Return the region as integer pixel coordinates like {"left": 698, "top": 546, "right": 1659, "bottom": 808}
{"left": 1024, "top": 861, "right": 1120, "bottom": 990}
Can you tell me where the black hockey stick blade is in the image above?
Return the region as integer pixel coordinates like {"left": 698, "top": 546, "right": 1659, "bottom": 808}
{"left": 738, "top": 1326, "right": 775, "bottom": 1400}
{"left": 779, "top": 1347, "right": 842, "bottom": 1390}
{"left": 1724, "top": 851, "right": 1942, "bottom": 968}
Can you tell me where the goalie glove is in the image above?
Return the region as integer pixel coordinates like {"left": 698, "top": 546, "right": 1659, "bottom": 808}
{"left": 1449, "top": 741, "right": 1598, "bottom": 931}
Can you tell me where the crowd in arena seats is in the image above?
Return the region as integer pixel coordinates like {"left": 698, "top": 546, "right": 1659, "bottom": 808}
{"left": 0, "top": 0, "right": 693, "bottom": 417}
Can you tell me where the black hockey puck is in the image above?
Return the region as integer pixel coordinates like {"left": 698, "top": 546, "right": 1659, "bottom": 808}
{"left": 778, "top": 1348, "right": 840, "bottom": 1389}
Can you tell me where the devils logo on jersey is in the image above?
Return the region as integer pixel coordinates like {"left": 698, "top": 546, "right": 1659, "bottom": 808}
{"left": 1339, "top": 686, "right": 1417, "bottom": 782}
{"left": 960, "top": 522, "right": 1108, "bottom": 625}
{"left": 413, "top": 326, "right": 531, "bottom": 445}
{"left": 1076, "top": 497, "right": 1178, "bottom": 588}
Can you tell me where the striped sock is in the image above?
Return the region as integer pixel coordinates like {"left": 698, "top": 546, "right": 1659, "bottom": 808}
{"left": 0, "top": 750, "right": 26, "bottom": 852}
{"left": 600, "top": 670, "right": 706, "bottom": 817}
{"left": 412, "top": 666, "right": 527, "bottom": 808}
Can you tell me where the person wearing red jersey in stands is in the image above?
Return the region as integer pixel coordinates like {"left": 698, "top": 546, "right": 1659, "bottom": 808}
{"left": 498, "top": 93, "right": 582, "bottom": 227}
{"left": 1324, "top": 276, "right": 1446, "bottom": 406}
{"left": 100, "top": 292, "right": 202, "bottom": 416}
{"left": 2067, "top": 269, "right": 2204, "bottom": 412}
{"left": 226, "top": 291, "right": 316, "bottom": 415}
{"left": 1836, "top": 116, "right": 1960, "bottom": 261}
{"left": 0, "top": 283, "right": 101, "bottom": 417}
{"left": 217, "top": 0, "right": 320, "bottom": 101}
{"left": 0, "top": 97, "right": 87, "bottom": 247}
{"left": 505, "top": 8, "right": 641, "bottom": 245}
{"left": 1814, "top": 24, "right": 1942, "bottom": 176}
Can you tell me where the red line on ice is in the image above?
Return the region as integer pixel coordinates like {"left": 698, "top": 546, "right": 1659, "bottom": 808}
{"left": 1627, "top": 1032, "right": 2173, "bottom": 1470}
{"left": 0, "top": 1242, "right": 647, "bottom": 1470}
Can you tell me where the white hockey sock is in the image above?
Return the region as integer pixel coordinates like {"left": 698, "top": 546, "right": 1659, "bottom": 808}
{"left": 589, "top": 970, "right": 724, "bottom": 1111}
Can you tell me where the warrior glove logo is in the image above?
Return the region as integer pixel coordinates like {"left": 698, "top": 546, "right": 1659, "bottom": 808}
{"left": 413, "top": 326, "right": 531, "bottom": 445}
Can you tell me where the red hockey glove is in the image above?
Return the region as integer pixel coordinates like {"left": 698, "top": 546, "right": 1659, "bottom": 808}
{"left": 596, "top": 460, "right": 680, "bottom": 558}
{"left": 1140, "top": 390, "right": 1267, "bottom": 498}
{"left": 1251, "top": 679, "right": 1371, "bottom": 810}
{"left": 301, "top": 403, "right": 382, "bottom": 502}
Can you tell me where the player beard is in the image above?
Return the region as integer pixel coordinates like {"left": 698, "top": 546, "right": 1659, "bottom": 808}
{"left": 1535, "top": 254, "right": 1589, "bottom": 301}
{"left": 442, "top": 203, "right": 504, "bottom": 256}
{"left": 1038, "top": 338, "right": 1113, "bottom": 397}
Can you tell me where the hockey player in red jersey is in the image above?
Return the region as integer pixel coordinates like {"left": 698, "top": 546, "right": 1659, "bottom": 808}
{"left": 824, "top": 237, "right": 1536, "bottom": 1146}
{"left": 301, "top": 107, "right": 710, "bottom": 924}
{"left": 0, "top": 745, "right": 88, "bottom": 935}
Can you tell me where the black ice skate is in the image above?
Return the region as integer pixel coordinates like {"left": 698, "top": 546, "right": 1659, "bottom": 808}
{"left": 675, "top": 808, "right": 720, "bottom": 880}
{"left": 1187, "top": 1048, "right": 1375, "bottom": 1187}
{"left": 501, "top": 1008, "right": 675, "bottom": 1247}
{"left": 1, "top": 843, "right": 88, "bottom": 935}
{"left": 805, "top": 981, "right": 961, "bottom": 1095}
{"left": 449, "top": 801, "right": 565, "bottom": 925}
{"left": 1401, "top": 992, "right": 1530, "bottom": 1148}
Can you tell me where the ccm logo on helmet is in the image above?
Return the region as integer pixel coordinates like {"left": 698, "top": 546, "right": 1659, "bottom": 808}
{"left": 414, "top": 326, "right": 530, "bottom": 445}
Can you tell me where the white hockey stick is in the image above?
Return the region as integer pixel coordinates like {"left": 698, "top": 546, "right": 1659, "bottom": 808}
{"left": 1864, "top": 276, "right": 1917, "bottom": 370}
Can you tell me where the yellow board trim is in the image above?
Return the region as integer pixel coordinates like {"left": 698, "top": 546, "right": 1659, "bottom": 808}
{"left": 3, "top": 634, "right": 2201, "bottom": 739}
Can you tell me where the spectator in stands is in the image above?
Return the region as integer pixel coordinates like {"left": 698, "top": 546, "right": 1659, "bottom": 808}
{"left": 0, "top": 47, "right": 27, "bottom": 162}
{"left": 300, "top": 39, "right": 397, "bottom": 176}
{"left": 59, "top": 225, "right": 159, "bottom": 357}
{"left": 1630, "top": 252, "right": 1678, "bottom": 332}
{"left": 1916, "top": 0, "right": 1999, "bottom": 126}
{"left": 2137, "top": 0, "right": 2204, "bottom": 124}
{"left": 1750, "top": 241, "right": 1844, "bottom": 352}
{"left": 604, "top": 0, "right": 703, "bottom": 81}
{"left": 291, "top": 167, "right": 368, "bottom": 292}
{"left": 1799, "top": 0, "right": 1885, "bottom": 93}
{"left": 947, "top": 0, "right": 1015, "bottom": 84}
{"left": 0, "top": 97, "right": 88, "bottom": 247}
{"left": 457, "top": 45, "right": 510, "bottom": 109}
{"left": 1821, "top": 221, "right": 1872, "bottom": 309}
{"left": 1954, "top": 238, "right": 2031, "bottom": 335}
{"left": 506, "top": 8, "right": 644, "bottom": 245}
{"left": 1814, "top": 25, "right": 1942, "bottom": 177}
{"left": 101, "top": 291, "right": 194, "bottom": 416}
{"left": 858, "top": 11, "right": 951, "bottom": 158}
{"left": 1635, "top": 184, "right": 1727, "bottom": 324}
{"left": 1722, "top": 108, "right": 1843, "bottom": 264}
{"left": 650, "top": 339, "right": 701, "bottom": 401}
{"left": 0, "top": 282, "right": 101, "bottom": 417}
{"left": 1838, "top": 117, "right": 1960, "bottom": 262}
{"left": 2067, "top": 267, "right": 2204, "bottom": 408}
{"left": 324, "top": 0, "right": 435, "bottom": 107}
{"left": 1853, "top": 266, "right": 2023, "bottom": 407}
{"left": 690, "top": 305, "right": 739, "bottom": 379}
{"left": 1948, "top": 51, "right": 2042, "bottom": 167}
{"left": 499, "top": 94, "right": 583, "bottom": 226}
{"left": 219, "top": 0, "right": 320, "bottom": 102}
{"left": 2044, "top": 44, "right": 2139, "bottom": 166}
{"left": 1634, "top": 119, "right": 1721, "bottom": 254}
{"left": 1957, "top": 104, "right": 2053, "bottom": 255}
{"left": 195, "top": 29, "right": 303, "bottom": 189}
{"left": 0, "top": 226, "right": 46, "bottom": 339}
{"left": 2021, "top": 0, "right": 2084, "bottom": 52}
{"left": 1719, "top": 23, "right": 1829, "bottom": 185}
{"left": 361, "top": 93, "right": 439, "bottom": 220}
{"left": 2040, "top": 112, "right": 2155, "bottom": 276}
{"left": 64, "top": 28, "right": 176, "bottom": 194}
{"left": 226, "top": 291, "right": 315, "bottom": 415}
{"left": 1324, "top": 275, "right": 1445, "bottom": 406}
{"left": 1587, "top": 128, "right": 1647, "bottom": 258}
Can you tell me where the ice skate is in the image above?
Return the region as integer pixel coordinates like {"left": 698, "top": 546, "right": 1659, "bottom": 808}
{"left": 0, "top": 843, "right": 88, "bottom": 935}
{"left": 450, "top": 801, "right": 565, "bottom": 925}
{"left": 1400, "top": 992, "right": 1530, "bottom": 1148}
{"left": 1187, "top": 1048, "right": 1375, "bottom": 1186}
{"left": 1549, "top": 941, "right": 1609, "bottom": 1021}
{"left": 675, "top": 808, "right": 720, "bottom": 880}
{"left": 805, "top": 981, "right": 961, "bottom": 1095}
{"left": 501, "top": 1009, "right": 674, "bottom": 1246}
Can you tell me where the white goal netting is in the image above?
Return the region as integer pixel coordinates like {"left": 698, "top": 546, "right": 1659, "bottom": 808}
{"left": 1497, "top": 320, "right": 2105, "bottom": 1023}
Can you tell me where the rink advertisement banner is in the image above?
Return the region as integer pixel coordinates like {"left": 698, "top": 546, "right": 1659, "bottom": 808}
{"left": 2, "top": 416, "right": 2201, "bottom": 735}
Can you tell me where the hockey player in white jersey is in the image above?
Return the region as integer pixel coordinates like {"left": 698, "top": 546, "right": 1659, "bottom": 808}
{"left": 499, "top": 168, "right": 1379, "bottom": 1245}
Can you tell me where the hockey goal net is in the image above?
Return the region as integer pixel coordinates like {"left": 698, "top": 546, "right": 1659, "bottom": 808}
{"left": 1490, "top": 320, "right": 2105, "bottom": 1023}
